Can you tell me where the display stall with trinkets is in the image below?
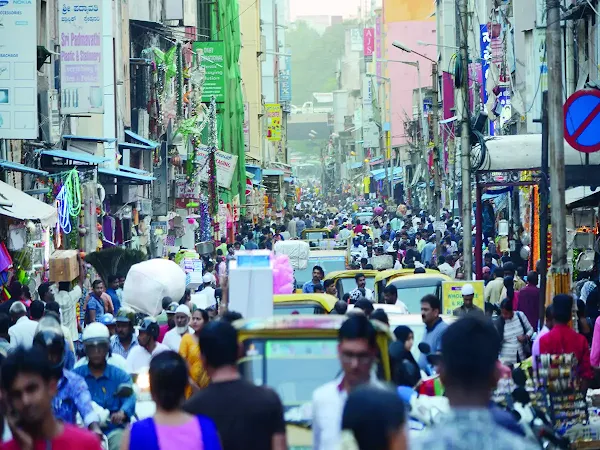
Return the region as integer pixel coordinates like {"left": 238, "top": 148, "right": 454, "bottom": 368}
{"left": 534, "top": 354, "right": 600, "bottom": 448}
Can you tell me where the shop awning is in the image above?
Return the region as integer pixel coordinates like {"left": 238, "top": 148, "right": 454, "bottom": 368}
{"left": 118, "top": 165, "right": 151, "bottom": 175}
{"left": 62, "top": 135, "right": 117, "bottom": 143}
{"left": 0, "top": 180, "right": 57, "bottom": 226}
{"left": 263, "top": 169, "right": 284, "bottom": 176}
{"left": 480, "top": 134, "right": 600, "bottom": 171}
{"left": 0, "top": 160, "right": 48, "bottom": 176}
{"left": 120, "top": 130, "right": 160, "bottom": 150}
{"left": 97, "top": 167, "right": 155, "bottom": 184}
{"left": 370, "top": 167, "right": 402, "bottom": 181}
{"left": 566, "top": 186, "right": 600, "bottom": 208}
{"left": 40, "top": 150, "right": 111, "bottom": 165}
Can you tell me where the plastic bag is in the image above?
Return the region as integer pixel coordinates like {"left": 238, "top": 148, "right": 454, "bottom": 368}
{"left": 122, "top": 259, "right": 186, "bottom": 316}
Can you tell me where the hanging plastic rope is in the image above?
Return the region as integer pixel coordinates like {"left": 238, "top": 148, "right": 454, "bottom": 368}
{"left": 63, "top": 169, "right": 81, "bottom": 218}
{"left": 56, "top": 186, "right": 72, "bottom": 234}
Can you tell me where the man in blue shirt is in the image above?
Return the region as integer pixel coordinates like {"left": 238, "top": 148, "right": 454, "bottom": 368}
{"left": 86, "top": 279, "right": 105, "bottom": 323}
{"left": 302, "top": 265, "right": 324, "bottom": 293}
{"left": 75, "top": 322, "right": 136, "bottom": 450}
{"left": 32, "top": 316, "right": 102, "bottom": 435}
{"left": 418, "top": 294, "right": 449, "bottom": 373}
{"left": 110, "top": 307, "right": 138, "bottom": 359}
{"left": 245, "top": 232, "right": 259, "bottom": 250}
{"left": 105, "top": 275, "right": 121, "bottom": 315}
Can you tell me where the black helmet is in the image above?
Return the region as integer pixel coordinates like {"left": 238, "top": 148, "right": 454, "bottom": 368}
{"left": 138, "top": 318, "right": 160, "bottom": 340}
{"left": 115, "top": 306, "right": 136, "bottom": 325}
{"left": 33, "top": 316, "right": 65, "bottom": 373}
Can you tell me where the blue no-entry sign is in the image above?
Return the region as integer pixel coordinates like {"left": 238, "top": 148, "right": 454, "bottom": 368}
{"left": 564, "top": 89, "right": 600, "bottom": 153}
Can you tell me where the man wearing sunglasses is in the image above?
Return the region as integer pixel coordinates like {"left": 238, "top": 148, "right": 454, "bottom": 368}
{"left": 312, "top": 315, "right": 384, "bottom": 450}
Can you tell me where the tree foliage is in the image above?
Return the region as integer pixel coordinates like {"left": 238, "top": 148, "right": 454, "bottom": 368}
{"left": 287, "top": 21, "right": 348, "bottom": 106}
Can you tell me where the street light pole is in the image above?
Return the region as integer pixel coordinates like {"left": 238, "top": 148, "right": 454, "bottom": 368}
{"left": 414, "top": 60, "right": 432, "bottom": 214}
{"left": 458, "top": 0, "right": 472, "bottom": 280}
{"left": 431, "top": 62, "right": 442, "bottom": 256}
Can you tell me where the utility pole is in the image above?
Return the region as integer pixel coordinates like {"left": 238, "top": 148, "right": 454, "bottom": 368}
{"left": 547, "top": 0, "right": 569, "bottom": 294}
{"left": 431, "top": 62, "right": 442, "bottom": 256}
{"left": 415, "top": 62, "right": 432, "bottom": 213}
{"left": 459, "top": 0, "right": 472, "bottom": 280}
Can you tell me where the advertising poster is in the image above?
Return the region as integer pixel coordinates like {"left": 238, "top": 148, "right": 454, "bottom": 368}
{"left": 59, "top": 0, "right": 104, "bottom": 114}
{"left": 265, "top": 103, "right": 281, "bottom": 141}
{"left": 193, "top": 41, "right": 225, "bottom": 103}
{"left": 442, "top": 281, "right": 485, "bottom": 315}
{"left": 243, "top": 102, "right": 250, "bottom": 152}
{"left": 279, "top": 57, "right": 292, "bottom": 103}
{"left": 196, "top": 147, "right": 239, "bottom": 189}
{"left": 0, "top": 0, "right": 38, "bottom": 138}
{"left": 363, "top": 28, "right": 374, "bottom": 60}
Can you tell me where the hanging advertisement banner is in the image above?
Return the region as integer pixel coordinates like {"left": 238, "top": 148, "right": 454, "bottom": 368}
{"left": 279, "top": 56, "right": 292, "bottom": 102}
{"left": 375, "top": 15, "right": 382, "bottom": 79}
{"left": 192, "top": 41, "right": 225, "bottom": 103}
{"left": 243, "top": 102, "right": 250, "bottom": 152}
{"left": 0, "top": 0, "right": 38, "bottom": 138}
{"left": 363, "top": 28, "right": 374, "bottom": 61}
{"left": 59, "top": 0, "right": 104, "bottom": 114}
{"left": 196, "top": 147, "right": 239, "bottom": 189}
{"left": 265, "top": 103, "right": 282, "bottom": 141}
{"left": 350, "top": 29, "right": 363, "bottom": 52}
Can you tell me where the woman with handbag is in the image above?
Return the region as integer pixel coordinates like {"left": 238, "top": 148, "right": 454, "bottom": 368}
{"left": 496, "top": 298, "right": 534, "bottom": 365}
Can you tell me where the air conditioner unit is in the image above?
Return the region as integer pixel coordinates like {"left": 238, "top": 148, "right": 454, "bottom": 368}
{"left": 139, "top": 198, "right": 152, "bottom": 215}
{"left": 39, "top": 90, "right": 61, "bottom": 143}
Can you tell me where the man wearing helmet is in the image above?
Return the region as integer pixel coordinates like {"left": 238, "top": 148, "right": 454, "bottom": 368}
{"left": 32, "top": 316, "right": 102, "bottom": 437}
{"left": 74, "top": 322, "right": 136, "bottom": 450}
{"left": 125, "top": 317, "right": 168, "bottom": 374}
{"left": 110, "top": 306, "right": 138, "bottom": 359}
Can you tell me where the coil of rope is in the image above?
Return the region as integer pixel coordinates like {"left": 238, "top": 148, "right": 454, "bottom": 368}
{"left": 63, "top": 169, "right": 81, "bottom": 218}
{"left": 56, "top": 186, "right": 72, "bottom": 234}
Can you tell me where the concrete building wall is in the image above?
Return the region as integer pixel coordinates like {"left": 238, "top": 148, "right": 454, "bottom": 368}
{"left": 239, "top": 0, "right": 263, "bottom": 163}
{"left": 384, "top": 21, "right": 436, "bottom": 145}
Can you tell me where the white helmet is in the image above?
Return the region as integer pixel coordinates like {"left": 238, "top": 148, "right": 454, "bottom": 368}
{"left": 82, "top": 322, "right": 110, "bottom": 345}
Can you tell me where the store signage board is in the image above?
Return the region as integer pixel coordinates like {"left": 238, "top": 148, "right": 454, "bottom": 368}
{"left": 0, "top": 0, "right": 38, "bottom": 138}
{"left": 193, "top": 41, "right": 225, "bottom": 103}
{"left": 265, "top": 103, "right": 282, "bottom": 141}
{"left": 563, "top": 89, "right": 600, "bottom": 153}
{"left": 196, "top": 147, "right": 238, "bottom": 189}
{"left": 59, "top": 0, "right": 104, "bottom": 114}
{"left": 442, "top": 281, "right": 485, "bottom": 315}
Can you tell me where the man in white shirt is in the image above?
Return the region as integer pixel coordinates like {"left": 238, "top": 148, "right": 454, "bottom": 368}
{"left": 191, "top": 274, "right": 217, "bottom": 310}
{"left": 55, "top": 281, "right": 83, "bottom": 346}
{"left": 125, "top": 318, "right": 168, "bottom": 374}
{"left": 437, "top": 255, "right": 457, "bottom": 279}
{"left": 8, "top": 302, "right": 39, "bottom": 348}
{"left": 163, "top": 304, "right": 193, "bottom": 351}
{"left": 312, "top": 315, "right": 384, "bottom": 450}
{"left": 349, "top": 273, "right": 374, "bottom": 302}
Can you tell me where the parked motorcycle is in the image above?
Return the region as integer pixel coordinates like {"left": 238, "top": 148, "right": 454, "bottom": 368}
{"left": 506, "top": 368, "right": 570, "bottom": 449}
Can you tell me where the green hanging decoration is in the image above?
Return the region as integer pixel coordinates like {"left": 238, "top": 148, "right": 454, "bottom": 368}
{"left": 153, "top": 47, "right": 177, "bottom": 80}
{"left": 176, "top": 42, "right": 183, "bottom": 119}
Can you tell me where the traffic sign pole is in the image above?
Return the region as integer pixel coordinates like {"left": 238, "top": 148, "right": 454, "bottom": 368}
{"left": 563, "top": 88, "right": 600, "bottom": 153}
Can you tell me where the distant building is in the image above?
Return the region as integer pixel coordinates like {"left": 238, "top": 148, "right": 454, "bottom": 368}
{"left": 295, "top": 15, "right": 331, "bottom": 34}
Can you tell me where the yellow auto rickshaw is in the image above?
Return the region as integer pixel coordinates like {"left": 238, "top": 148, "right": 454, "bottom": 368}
{"left": 323, "top": 269, "right": 379, "bottom": 300}
{"left": 273, "top": 293, "right": 337, "bottom": 315}
{"left": 384, "top": 272, "right": 453, "bottom": 313}
{"left": 374, "top": 268, "right": 441, "bottom": 301}
{"left": 234, "top": 315, "right": 394, "bottom": 447}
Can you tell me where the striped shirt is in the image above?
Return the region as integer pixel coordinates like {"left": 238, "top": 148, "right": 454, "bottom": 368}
{"left": 499, "top": 312, "right": 534, "bottom": 365}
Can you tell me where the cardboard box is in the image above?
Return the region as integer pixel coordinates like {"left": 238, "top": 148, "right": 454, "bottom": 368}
{"left": 49, "top": 250, "right": 79, "bottom": 282}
